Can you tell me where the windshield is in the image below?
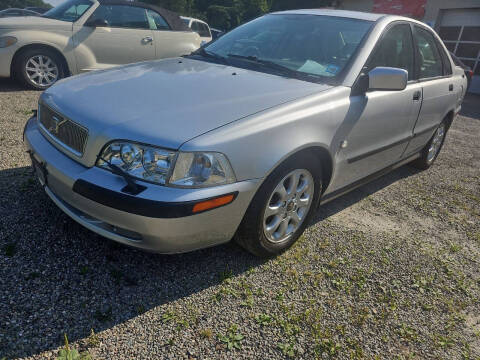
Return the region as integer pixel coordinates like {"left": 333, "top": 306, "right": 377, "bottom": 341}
{"left": 43, "top": 0, "right": 93, "bottom": 22}
{"left": 204, "top": 14, "right": 372, "bottom": 81}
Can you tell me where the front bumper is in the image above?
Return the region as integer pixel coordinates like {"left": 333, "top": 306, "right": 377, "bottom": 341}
{"left": 0, "top": 44, "right": 17, "bottom": 78}
{"left": 24, "top": 117, "right": 259, "bottom": 253}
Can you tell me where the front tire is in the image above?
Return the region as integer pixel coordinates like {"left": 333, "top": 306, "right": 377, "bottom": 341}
{"left": 236, "top": 153, "right": 322, "bottom": 257}
{"left": 14, "top": 48, "right": 65, "bottom": 90}
{"left": 411, "top": 120, "right": 447, "bottom": 170}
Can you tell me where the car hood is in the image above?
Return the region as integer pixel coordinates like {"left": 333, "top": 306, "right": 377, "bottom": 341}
{"left": 42, "top": 57, "right": 332, "bottom": 164}
{"left": 0, "top": 16, "right": 72, "bottom": 30}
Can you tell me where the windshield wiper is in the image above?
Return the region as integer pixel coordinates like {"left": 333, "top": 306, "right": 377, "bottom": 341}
{"left": 97, "top": 156, "right": 144, "bottom": 194}
{"left": 227, "top": 54, "right": 321, "bottom": 81}
{"left": 190, "top": 48, "right": 228, "bottom": 64}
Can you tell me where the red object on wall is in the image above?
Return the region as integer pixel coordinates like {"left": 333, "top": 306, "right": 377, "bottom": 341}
{"left": 373, "top": 0, "right": 427, "bottom": 19}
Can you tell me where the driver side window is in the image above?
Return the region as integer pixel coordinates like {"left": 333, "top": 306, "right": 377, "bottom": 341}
{"left": 64, "top": 4, "right": 90, "bottom": 19}
{"left": 368, "top": 24, "right": 415, "bottom": 81}
{"left": 88, "top": 5, "right": 149, "bottom": 29}
{"left": 146, "top": 9, "right": 170, "bottom": 30}
{"left": 414, "top": 26, "right": 444, "bottom": 79}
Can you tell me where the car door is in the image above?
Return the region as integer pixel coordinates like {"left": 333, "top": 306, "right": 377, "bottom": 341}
{"left": 333, "top": 23, "right": 423, "bottom": 191}
{"left": 146, "top": 9, "right": 201, "bottom": 59}
{"left": 403, "top": 25, "right": 457, "bottom": 155}
{"left": 73, "top": 4, "right": 155, "bottom": 72}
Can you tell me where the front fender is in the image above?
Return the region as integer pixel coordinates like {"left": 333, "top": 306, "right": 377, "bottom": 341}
{"left": 180, "top": 86, "right": 351, "bottom": 182}
{"left": 12, "top": 31, "right": 76, "bottom": 75}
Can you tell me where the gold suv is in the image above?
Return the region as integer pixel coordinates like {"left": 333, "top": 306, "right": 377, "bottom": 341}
{"left": 0, "top": 0, "right": 201, "bottom": 89}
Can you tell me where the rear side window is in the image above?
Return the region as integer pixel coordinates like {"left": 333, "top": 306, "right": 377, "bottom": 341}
{"left": 414, "top": 26, "right": 444, "bottom": 79}
{"left": 191, "top": 21, "right": 200, "bottom": 33}
{"left": 191, "top": 21, "right": 210, "bottom": 37}
{"left": 199, "top": 23, "right": 211, "bottom": 37}
{"left": 89, "top": 5, "right": 149, "bottom": 29}
{"left": 367, "top": 24, "right": 415, "bottom": 80}
{"left": 437, "top": 40, "right": 452, "bottom": 75}
{"left": 146, "top": 9, "right": 170, "bottom": 30}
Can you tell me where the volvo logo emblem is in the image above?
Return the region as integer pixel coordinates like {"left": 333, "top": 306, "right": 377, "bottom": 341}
{"left": 49, "top": 116, "right": 66, "bottom": 135}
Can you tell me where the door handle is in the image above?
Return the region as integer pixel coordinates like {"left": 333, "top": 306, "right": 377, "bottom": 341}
{"left": 449, "top": 84, "right": 454, "bottom": 91}
{"left": 413, "top": 90, "right": 421, "bottom": 101}
{"left": 142, "top": 36, "right": 153, "bottom": 44}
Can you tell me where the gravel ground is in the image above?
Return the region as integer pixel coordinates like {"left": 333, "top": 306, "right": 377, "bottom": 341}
{"left": 0, "top": 77, "right": 479, "bottom": 360}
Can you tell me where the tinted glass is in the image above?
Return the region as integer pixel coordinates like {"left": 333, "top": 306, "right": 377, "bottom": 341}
{"left": 414, "top": 26, "right": 443, "bottom": 79}
{"left": 191, "top": 21, "right": 200, "bottom": 32}
{"left": 43, "top": 0, "right": 93, "bottom": 22}
{"left": 368, "top": 24, "right": 415, "bottom": 80}
{"left": 147, "top": 9, "right": 170, "bottom": 30}
{"left": 205, "top": 14, "right": 372, "bottom": 79}
{"left": 198, "top": 23, "right": 211, "bottom": 37}
{"left": 89, "top": 5, "right": 149, "bottom": 29}
{"left": 437, "top": 42, "right": 452, "bottom": 75}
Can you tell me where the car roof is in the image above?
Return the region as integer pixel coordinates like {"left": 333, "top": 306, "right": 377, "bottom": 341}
{"left": 272, "top": 9, "right": 385, "bottom": 22}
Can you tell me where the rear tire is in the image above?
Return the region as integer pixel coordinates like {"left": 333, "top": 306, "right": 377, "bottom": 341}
{"left": 410, "top": 120, "right": 447, "bottom": 170}
{"left": 14, "top": 47, "right": 65, "bottom": 90}
{"left": 236, "top": 153, "right": 322, "bottom": 257}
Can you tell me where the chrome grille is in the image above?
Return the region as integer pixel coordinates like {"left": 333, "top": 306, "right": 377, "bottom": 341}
{"left": 39, "top": 103, "right": 88, "bottom": 155}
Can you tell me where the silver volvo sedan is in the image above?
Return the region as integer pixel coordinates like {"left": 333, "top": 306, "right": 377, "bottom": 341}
{"left": 24, "top": 10, "right": 467, "bottom": 257}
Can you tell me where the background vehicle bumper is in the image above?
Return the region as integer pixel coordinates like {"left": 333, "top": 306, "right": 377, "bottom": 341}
{"left": 24, "top": 117, "right": 260, "bottom": 253}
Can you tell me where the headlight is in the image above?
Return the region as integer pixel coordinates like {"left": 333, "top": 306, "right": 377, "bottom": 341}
{"left": 97, "top": 142, "right": 176, "bottom": 185}
{"left": 170, "top": 152, "right": 236, "bottom": 187}
{"left": 97, "top": 141, "right": 236, "bottom": 188}
{"left": 0, "top": 36, "right": 17, "bottom": 48}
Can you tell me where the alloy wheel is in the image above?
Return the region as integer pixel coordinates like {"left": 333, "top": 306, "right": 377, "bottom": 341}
{"left": 427, "top": 124, "right": 445, "bottom": 163}
{"left": 25, "top": 55, "right": 59, "bottom": 87}
{"left": 263, "top": 169, "right": 314, "bottom": 243}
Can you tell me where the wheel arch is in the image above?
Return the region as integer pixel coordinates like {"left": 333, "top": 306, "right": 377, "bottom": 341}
{"left": 443, "top": 109, "right": 455, "bottom": 131}
{"left": 261, "top": 144, "right": 334, "bottom": 195}
{"left": 11, "top": 43, "right": 71, "bottom": 78}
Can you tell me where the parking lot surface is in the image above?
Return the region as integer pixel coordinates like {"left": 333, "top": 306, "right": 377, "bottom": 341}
{"left": 1, "top": 78, "right": 479, "bottom": 359}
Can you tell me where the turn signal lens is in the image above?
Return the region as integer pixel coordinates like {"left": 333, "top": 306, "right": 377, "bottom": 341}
{"left": 0, "top": 36, "right": 17, "bottom": 48}
{"left": 192, "top": 194, "right": 235, "bottom": 213}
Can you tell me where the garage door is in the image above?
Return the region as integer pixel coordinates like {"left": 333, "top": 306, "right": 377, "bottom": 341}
{"left": 438, "top": 8, "right": 480, "bottom": 94}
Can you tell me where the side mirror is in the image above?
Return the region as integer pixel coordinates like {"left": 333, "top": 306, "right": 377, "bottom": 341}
{"left": 368, "top": 67, "right": 408, "bottom": 91}
{"left": 85, "top": 18, "right": 108, "bottom": 27}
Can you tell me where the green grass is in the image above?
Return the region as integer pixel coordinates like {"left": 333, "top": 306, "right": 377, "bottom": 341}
{"left": 217, "top": 324, "right": 244, "bottom": 351}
